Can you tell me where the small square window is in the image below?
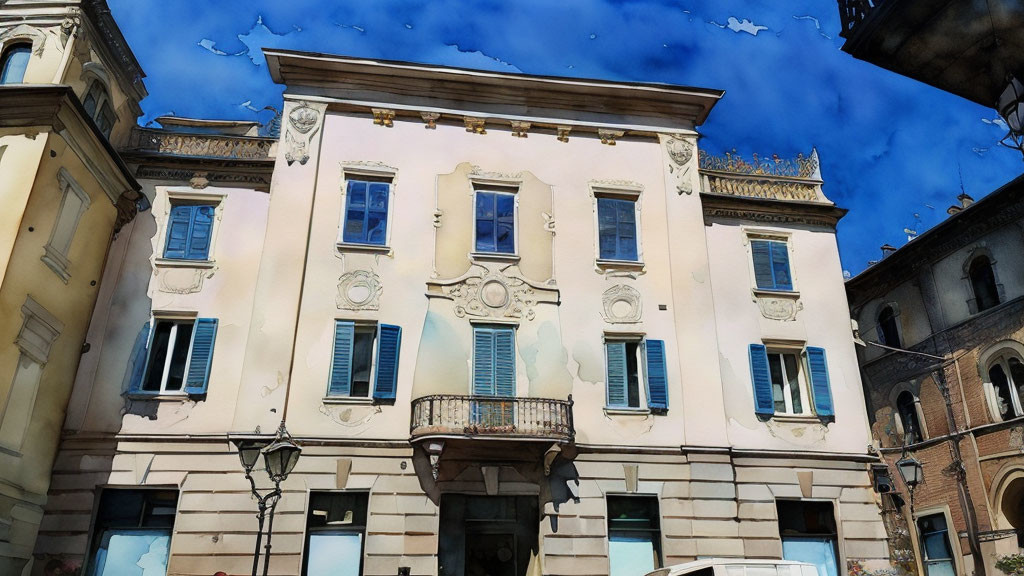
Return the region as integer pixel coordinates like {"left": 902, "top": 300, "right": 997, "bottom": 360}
{"left": 777, "top": 500, "right": 839, "bottom": 576}
{"left": 607, "top": 495, "right": 661, "bottom": 576}
{"left": 474, "top": 188, "right": 516, "bottom": 254}
{"left": 86, "top": 489, "right": 178, "bottom": 576}
{"left": 304, "top": 492, "right": 368, "bottom": 576}
{"left": 164, "top": 203, "right": 216, "bottom": 261}
{"left": 341, "top": 179, "right": 390, "bottom": 246}
{"left": 597, "top": 197, "right": 638, "bottom": 261}
{"left": 328, "top": 322, "right": 402, "bottom": 401}
{"left": 751, "top": 238, "right": 793, "bottom": 291}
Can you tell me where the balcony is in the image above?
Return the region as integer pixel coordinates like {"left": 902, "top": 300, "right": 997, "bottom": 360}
{"left": 410, "top": 395, "right": 574, "bottom": 443}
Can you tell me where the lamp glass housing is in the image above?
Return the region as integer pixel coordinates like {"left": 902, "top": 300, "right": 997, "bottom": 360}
{"left": 232, "top": 439, "right": 265, "bottom": 471}
{"left": 896, "top": 456, "right": 923, "bottom": 488}
{"left": 262, "top": 440, "right": 302, "bottom": 482}
{"left": 998, "top": 76, "right": 1024, "bottom": 134}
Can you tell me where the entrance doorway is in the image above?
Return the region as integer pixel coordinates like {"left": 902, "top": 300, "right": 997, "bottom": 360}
{"left": 438, "top": 495, "right": 539, "bottom": 576}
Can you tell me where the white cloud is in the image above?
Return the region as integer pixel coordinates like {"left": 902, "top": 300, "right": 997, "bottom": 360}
{"left": 709, "top": 16, "right": 769, "bottom": 36}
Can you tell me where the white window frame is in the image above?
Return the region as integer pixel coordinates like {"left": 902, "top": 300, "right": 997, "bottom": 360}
{"left": 763, "top": 341, "right": 811, "bottom": 417}
{"left": 590, "top": 182, "right": 644, "bottom": 269}
{"left": 41, "top": 168, "right": 91, "bottom": 283}
{"left": 743, "top": 228, "right": 798, "bottom": 294}
{"left": 81, "top": 79, "right": 117, "bottom": 137}
{"left": 469, "top": 177, "right": 521, "bottom": 260}
{"left": 337, "top": 163, "right": 397, "bottom": 253}
{"left": 154, "top": 188, "right": 225, "bottom": 269}
{"left": 141, "top": 314, "right": 198, "bottom": 395}
{"left": 984, "top": 352, "right": 1024, "bottom": 421}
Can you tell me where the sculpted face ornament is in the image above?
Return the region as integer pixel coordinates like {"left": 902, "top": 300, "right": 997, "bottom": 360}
{"left": 284, "top": 102, "right": 326, "bottom": 166}
{"left": 288, "top": 104, "right": 319, "bottom": 134}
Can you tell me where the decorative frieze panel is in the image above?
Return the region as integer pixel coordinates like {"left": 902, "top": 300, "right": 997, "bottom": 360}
{"left": 427, "top": 263, "right": 558, "bottom": 321}
{"left": 602, "top": 284, "right": 642, "bottom": 324}
{"left": 125, "top": 128, "right": 274, "bottom": 160}
{"left": 704, "top": 176, "right": 821, "bottom": 202}
{"left": 752, "top": 291, "right": 802, "bottom": 321}
{"left": 336, "top": 270, "right": 382, "bottom": 311}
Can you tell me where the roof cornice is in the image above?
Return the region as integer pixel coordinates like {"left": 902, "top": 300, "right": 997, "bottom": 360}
{"left": 265, "top": 50, "right": 724, "bottom": 132}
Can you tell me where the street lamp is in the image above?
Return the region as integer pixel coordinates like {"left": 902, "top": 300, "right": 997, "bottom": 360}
{"left": 895, "top": 455, "right": 924, "bottom": 506}
{"left": 997, "top": 74, "right": 1024, "bottom": 161}
{"left": 231, "top": 421, "right": 301, "bottom": 576}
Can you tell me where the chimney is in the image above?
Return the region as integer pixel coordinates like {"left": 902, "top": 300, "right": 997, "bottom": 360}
{"left": 958, "top": 192, "right": 974, "bottom": 208}
{"left": 881, "top": 244, "right": 897, "bottom": 258}
{"left": 947, "top": 205, "right": 963, "bottom": 216}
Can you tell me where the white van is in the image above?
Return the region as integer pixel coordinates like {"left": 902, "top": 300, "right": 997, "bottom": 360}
{"left": 646, "top": 559, "right": 820, "bottom": 576}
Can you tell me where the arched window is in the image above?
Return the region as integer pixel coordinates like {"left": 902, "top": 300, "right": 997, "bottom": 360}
{"left": 896, "top": 391, "right": 923, "bottom": 444}
{"left": 970, "top": 255, "right": 1000, "bottom": 312}
{"left": 0, "top": 43, "right": 31, "bottom": 84}
{"left": 877, "top": 305, "right": 901, "bottom": 348}
{"left": 988, "top": 353, "right": 1024, "bottom": 421}
{"left": 80, "top": 81, "right": 116, "bottom": 138}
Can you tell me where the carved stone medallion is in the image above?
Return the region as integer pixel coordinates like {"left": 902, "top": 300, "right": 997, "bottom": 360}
{"left": 156, "top": 267, "right": 216, "bottom": 295}
{"left": 663, "top": 135, "right": 695, "bottom": 195}
{"left": 337, "top": 270, "right": 382, "bottom": 311}
{"left": 754, "top": 293, "right": 802, "bottom": 321}
{"left": 602, "top": 284, "right": 642, "bottom": 323}
{"left": 284, "top": 102, "right": 326, "bottom": 166}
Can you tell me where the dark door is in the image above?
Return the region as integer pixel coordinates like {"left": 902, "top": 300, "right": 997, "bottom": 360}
{"left": 438, "top": 495, "right": 538, "bottom": 576}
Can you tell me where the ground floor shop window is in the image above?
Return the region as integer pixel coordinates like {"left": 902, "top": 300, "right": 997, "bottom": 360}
{"left": 87, "top": 489, "right": 178, "bottom": 576}
{"left": 304, "top": 492, "right": 368, "bottom": 576}
{"left": 777, "top": 500, "right": 839, "bottom": 576}
{"left": 917, "top": 513, "right": 956, "bottom": 576}
{"left": 607, "top": 495, "right": 661, "bottom": 576}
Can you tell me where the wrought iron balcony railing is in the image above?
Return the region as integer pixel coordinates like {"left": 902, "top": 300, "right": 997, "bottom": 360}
{"left": 838, "top": 0, "right": 887, "bottom": 37}
{"left": 410, "top": 395, "right": 574, "bottom": 441}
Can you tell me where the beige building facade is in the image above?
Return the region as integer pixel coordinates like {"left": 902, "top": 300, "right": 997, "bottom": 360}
{"left": 0, "top": 1, "right": 145, "bottom": 573}
{"left": 16, "top": 45, "right": 901, "bottom": 576}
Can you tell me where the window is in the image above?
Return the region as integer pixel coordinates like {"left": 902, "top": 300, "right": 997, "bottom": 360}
{"left": 896, "top": 391, "right": 923, "bottom": 443}
{"left": 164, "top": 203, "right": 215, "bottom": 260}
{"left": 328, "top": 321, "right": 401, "bottom": 401}
{"left": 987, "top": 352, "right": 1024, "bottom": 421}
{"left": 969, "top": 255, "right": 1000, "bottom": 312}
{"left": 42, "top": 169, "right": 91, "bottom": 282}
{"left": 340, "top": 179, "right": 390, "bottom": 246}
{"left": 597, "top": 197, "right": 638, "bottom": 261}
{"left": 303, "top": 492, "right": 368, "bottom": 576}
{"left": 917, "top": 513, "right": 956, "bottom": 576}
{"left": 605, "top": 339, "right": 669, "bottom": 412}
{"left": 751, "top": 238, "right": 793, "bottom": 291}
{"left": 0, "top": 43, "right": 30, "bottom": 84}
{"left": 607, "top": 495, "right": 661, "bottom": 576}
{"left": 128, "top": 318, "right": 218, "bottom": 395}
{"left": 877, "top": 305, "right": 901, "bottom": 348}
{"left": 81, "top": 81, "right": 117, "bottom": 138}
{"left": 749, "top": 344, "right": 834, "bottom": 420}
{"left": 777, "top": 500, "right": 839, "bottom": 576}
{"left": 474, "top": 188, "right": 516, "bottom": 254}
{"left": 86, "top": 489, "right": 177, "bottom": 576}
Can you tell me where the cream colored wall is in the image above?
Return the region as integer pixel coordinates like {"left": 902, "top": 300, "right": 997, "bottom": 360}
{"left": 0, "top": 133, "right": 117, "bottom": 495}
{"left": 0, "top": 133, "right": 48, "bottom": 289}
{"left": 931, "top": 224, "right": 1024, "bottom": 326}
{"left": 857, "top": 281, "right": 932, "bottom": 362}
{"left": 706, "top": 221, "right": 873, "bottom": 454}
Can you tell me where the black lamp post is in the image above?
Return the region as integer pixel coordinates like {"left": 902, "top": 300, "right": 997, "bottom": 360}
{"left": 231, "top": 421, "right": 302, "bottom": 576}
{"left": 895, "top": 453, "right": 924, "bottom": 509}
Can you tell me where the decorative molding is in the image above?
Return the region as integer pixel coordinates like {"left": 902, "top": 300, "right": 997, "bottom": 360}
{"left": 420, "top": 111, "right": 440, "bottom": 129}
{"left": 752, "top": 291, "right": 803, "bottom": 321}
{"left": 0, "top": 24, "right": 47, "bottom": 55}
{"left": 697, "top": 149, "right": 827, "bottom": 203}
{"left": 510, "top": 120, "right": 530, "bottom": 138}
{"left": 602, "top": 284, "right": 642, "bottom": 324}
{"left": 556, "top": 126, "right": 571, "bottom": 143}
{"left": 427, "top": 263, "right": 558, "bottom": 321}
{"left": 17, "top": 296, "right": 64, "bottom": 365}
{"left": 464, "top": 117, "right": 487, "bottom": 134}
{"left": 155, "top": 265, "right": 216, "bottom": 294}
{"left": 598, "top": 129, "right": 623, "bottom": 146}
{"left": 132, "top": 165, "right": 271, "bottom": 188}
{"left": 433, "top": 209, "right": 443, "bottom": 228}
{"left": 189, "top": 173, "right": 209, "bottom": 189}
{"left": 371, "top": 108, "right": 395, "bottom": 127}
{"left": 341, "top": 160, "right": 398, "bottom": 177}
{"left": 663, "top": 135, "right": 695, "bottom": 195}
{"left": 590, "top": 180, "right": 644, "bottom": 196}
{"left": 703, "top": 175, "right": 821, "bottom": 202}
{"left": 701, "top": 193, "right": 846, "bottom": 229}
{"left": 542, "top": 212, "right": 555, "bottom": 235}
{"left": 468, "top": 165, "right": 523, "bottom": 184}
{"left": 124, "top": 128, "right": 274, "bottom": 160}
{"left": 700, "top": 149, "right": 819, "bottom": 178}
{"left": 284, "top": 101, "right": 326, "bottom": 166}
{"left": 336, "top": 270, "right": 383, "bottom": 311}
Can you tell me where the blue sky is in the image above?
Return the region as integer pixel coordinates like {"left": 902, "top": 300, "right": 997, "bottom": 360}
{"left": 109, "top": 0, "right": 1023, "bottom": 275}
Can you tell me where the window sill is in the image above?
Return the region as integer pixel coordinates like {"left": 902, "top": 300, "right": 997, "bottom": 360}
{"left": 0, "top": 444, "right": 22, "bottom": 458}
{"left": 596, "top": 259, "right": 645, "bottom": 271}
{"left": 41, "top": 246, "right": 71, "bottom": 284}
{"left": 336, "top": 242, "right": 391, "bottom": 255}
{"left": 752, "top": 288, "right": 800, "bottom": 298}
{"left": 471, "top": 251, "right": 520, "bottom": 262}
{"left": 322, "top": 396, "right": 374, "bottom": 405}
{"left": 604, "top": 407, "right": 651, "bottom": 416}
{"left": 769, "top": 414, "right": 822, "bottom": 424}
{"left": 125, "top": 393, "right": 190, "bottom": 401}
{"left": 155, "top": 257, "right": 215, "bottom": 269}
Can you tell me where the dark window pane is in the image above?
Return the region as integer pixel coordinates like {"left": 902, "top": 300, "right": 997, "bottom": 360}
{"left": 496, "top": 193, "right": 515, "bottom": 220}
{"left": 496, "top": 221, "right": 514, "bottom": 253}
{"left": 165, "top": 322, "right": 193, "bottom": 392}
{"left": 0, "top": 44, "right": 30, "bottom": 84}
{"left": 897, "top": 392, "right": 922, "bottom": 443}
{"left": 475, "top": 219, "right": 495, "bottom": 252}
{"left": 476, "top": 192, "right": 495, "bottom": 219}
{"left": 344, "top": 209, "right": 366, "bottom": 242}
{"left": 307, "top": 492, "right": 368, "bottom": 528}
{"left": 347, "top": 181, "right": 367, "bottom": 207}
{"left": 625, "top": 342, "right": 640, "bottom": 408}
{"left": 350, "top": 329, "right": 374, "bottom": 398}
{"left": 768, "top": 353, "right": 786, "bottom": 412}
{"left": 368, "top": 183, "right": 388, "bottom": 210}
{"left": 784, "top": 354, "right": 802, "bottom": 414}
{"left": 991, "top": 364, "right": 1014, "bottom": 419}
{"left": 143, "top": 322, "right": 172, "bottom": 391}
{"left": 366, "top": 211, "right": 387, "bottom": 245}
{"left": 1009, "top": 357, "right": 1024, "bottom": 416}
{"left": 970, "top": 257, "right": 1000, "bottom": 311}
{"left": 771, "top": 241, "right": 792, "bottom": 288}
{"left": 607, "top": 495, "right": 660, "bottom": 530}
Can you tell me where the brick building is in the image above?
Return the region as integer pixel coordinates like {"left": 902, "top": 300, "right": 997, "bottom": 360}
{"left": 847, "top": 174, "right": 1024, "bottom": 576}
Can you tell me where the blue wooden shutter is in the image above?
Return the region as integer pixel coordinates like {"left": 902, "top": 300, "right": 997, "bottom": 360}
{"left": 644, "top": 340, "right": 669, "bottom": 411}
{"left": 473, "top": 328, "right": 496, "bottom": 395}
{"left": 493, "top": 328, "right": 516, "bottom": 397}
{"left": 770, "top": 241, "right": 792, "bottom": 290}
{"left": 805, "top": 347, "right": 835, "bottom": 420}
{"left": 329, "top": 321, "right": 355, "bottom": 396}
{"left": 164, "top": 205, "right": 193, "bottom": 259}
{"left": 186, "top": 205, "right": 214, "bottom": 260}
{"left": 606, "top": 342, "right": 628, "bottom": 407}
{"left": 751, "top": 240, "right": 773, "bottom": 289}
{"left": 372, "top": 324, "right": 401, "bottom": 401}
{"left": 748, "top": 344, "right": 775, "bottom": 416}
{"left": 184, "top": 318, "right": 217, "bottom": 395}
{"left": 127, "top": 320, "right": 151, "bottom": 393}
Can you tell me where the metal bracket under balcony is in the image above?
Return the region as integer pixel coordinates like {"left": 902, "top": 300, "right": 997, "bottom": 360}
{"left": 410, "top": 394, "right": 574, "bottom": 443}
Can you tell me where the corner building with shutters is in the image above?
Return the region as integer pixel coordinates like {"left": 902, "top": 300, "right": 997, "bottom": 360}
{"left": 29, "top": 49, "right": 895, "bottom": 576}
